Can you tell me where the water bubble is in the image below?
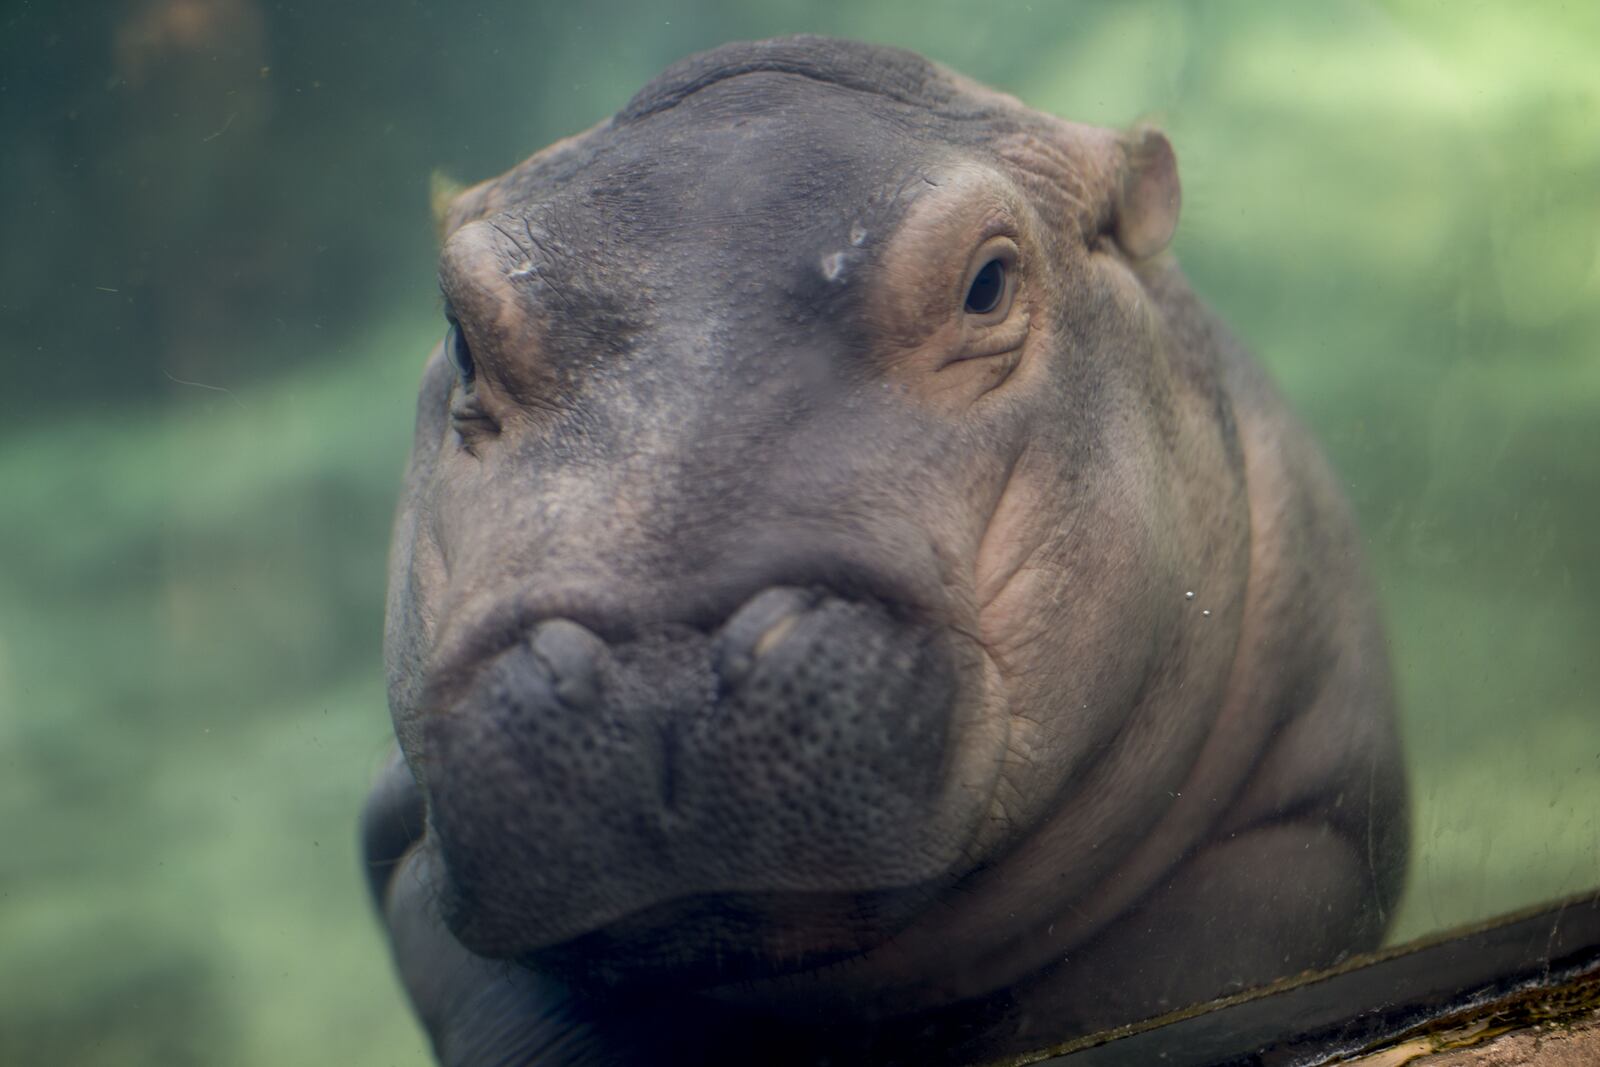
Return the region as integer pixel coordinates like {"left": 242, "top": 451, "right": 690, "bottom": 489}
{"left": 1184, "top": 590, "right": 1195, "bottom": 600}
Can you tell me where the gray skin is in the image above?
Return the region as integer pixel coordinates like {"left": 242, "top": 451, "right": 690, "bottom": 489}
{"left": 361, "top": 36, "right": 1408, "bottom": 1067}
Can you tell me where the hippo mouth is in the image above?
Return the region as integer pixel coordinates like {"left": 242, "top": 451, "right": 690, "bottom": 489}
{"left": 417, "top": 585, "right": 980, "bottom": 989}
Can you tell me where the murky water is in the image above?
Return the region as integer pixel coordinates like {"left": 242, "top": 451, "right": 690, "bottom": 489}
{"left": 2, "top": 2, "right": 1596, "bottom": 1064}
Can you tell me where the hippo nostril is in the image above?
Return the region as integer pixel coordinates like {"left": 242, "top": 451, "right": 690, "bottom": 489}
{"left": 529, "top": 619, "right": 606, "bottom": 710}
{"left": 715, "top": 586, "right": 820, "bottom": 687}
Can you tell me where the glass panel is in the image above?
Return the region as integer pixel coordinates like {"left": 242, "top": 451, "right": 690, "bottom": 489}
{"left": 4, "top": 3, "right": 1595, "bottom": 1065}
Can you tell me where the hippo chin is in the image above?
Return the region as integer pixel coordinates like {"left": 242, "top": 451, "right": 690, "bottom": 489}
{"left": 428, "top": 596, "right": 973, "bottom": 983}
{"left": 367, "top": 34, "right": 1408, "bottom": 1064}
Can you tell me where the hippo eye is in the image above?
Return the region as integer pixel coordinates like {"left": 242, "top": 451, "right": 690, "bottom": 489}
{"left": 445, "top": 321, "right": 476, "bottom": 384}
{"left": 964, "top": 259, "right": 1007, "bottom": 315}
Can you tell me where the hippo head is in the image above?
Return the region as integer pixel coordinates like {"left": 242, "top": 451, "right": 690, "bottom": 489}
{"left": 385, "top": 37, "right": 1258, "bottom": 1014}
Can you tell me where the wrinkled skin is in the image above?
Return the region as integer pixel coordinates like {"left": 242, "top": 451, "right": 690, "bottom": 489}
{"left": 361, "top": 36, "right": 1408, "bottom": 1067}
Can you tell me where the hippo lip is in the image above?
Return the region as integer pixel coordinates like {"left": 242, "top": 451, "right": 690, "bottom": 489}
{"left": 418, "top": 587, "right": 977, "bottom": 971}
{"left": 401, "top": 826, "right": 949, "bottom": 994}
{"left": 511, "top": 880, "right": 950, "bottom": 993}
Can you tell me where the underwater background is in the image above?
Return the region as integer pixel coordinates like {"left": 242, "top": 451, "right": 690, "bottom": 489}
{"left": 2, "top": 1, "right": 1596, "bottom": 1063}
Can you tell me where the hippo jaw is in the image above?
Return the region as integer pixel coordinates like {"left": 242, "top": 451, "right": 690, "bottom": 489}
{"left": 416, "top": 584, "right": 990, "bottom": 986}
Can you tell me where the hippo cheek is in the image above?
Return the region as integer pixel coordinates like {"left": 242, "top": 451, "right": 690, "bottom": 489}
{"left": 417, "top": 588, "right": 981, "bottom": 985}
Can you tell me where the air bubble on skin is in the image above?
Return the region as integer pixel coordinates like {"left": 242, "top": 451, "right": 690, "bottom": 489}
{"left": 1185, "top": 590, "right": 1195, "bottom": 600}
{"left": 821, "top": 251, "right": 849, "bottom": 283}
{"left": 1202, "top": 609, "right": 1211, "bottom": 618}
{"left": 508, "top": 260, "right": 536, "bottom": 280}
{"left": 849, "top": 223, "right": 867, "bottom": 246}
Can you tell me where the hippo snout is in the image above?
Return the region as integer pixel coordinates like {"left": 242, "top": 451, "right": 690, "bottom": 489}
{"left": 420, "top": 585, "right": 969, "bottom": 978}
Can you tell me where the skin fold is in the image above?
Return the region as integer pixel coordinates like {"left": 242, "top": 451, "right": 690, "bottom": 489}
{"left": 361, "top": 35, "right": 1409, "bottom": 1066}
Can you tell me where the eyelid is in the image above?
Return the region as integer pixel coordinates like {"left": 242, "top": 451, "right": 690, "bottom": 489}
{"left": 445, "top": 322, "right": 476, "bottom": 384}
{"left": 961, "top": 235, "right": 1018, "bottom": 285}
{"left": 959, "top": 236, "right": 1021, "bottom": 321}
{"left": 943, "top": 310, "right": 1030, "bottom": 366}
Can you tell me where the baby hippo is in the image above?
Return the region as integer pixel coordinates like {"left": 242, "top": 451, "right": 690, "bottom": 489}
{"left": 361, "top": 34, "right": 1408, "bottom": 1067}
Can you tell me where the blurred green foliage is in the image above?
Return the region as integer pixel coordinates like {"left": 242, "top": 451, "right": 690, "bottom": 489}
{"left": 1, "top": 1, "right": 1596, "bottom": 1064}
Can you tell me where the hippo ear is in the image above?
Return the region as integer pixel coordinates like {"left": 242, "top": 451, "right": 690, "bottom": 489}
{"left": 1113, "top": 127, "right": 1181, "bottom": 260}
{"left": 430, "top": 170, "right": 502, "bottom": 243}
{"left": 430, "top": 170, "right": 466, "bottom": 242}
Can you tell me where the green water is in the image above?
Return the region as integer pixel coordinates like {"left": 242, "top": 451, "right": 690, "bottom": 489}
{"left": 2, "top": 2, "right": 1596, "bottom": 1063}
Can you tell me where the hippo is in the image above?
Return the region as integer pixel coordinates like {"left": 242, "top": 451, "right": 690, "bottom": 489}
{"left": 360, "top": 35, "right": 1408, "bottom": 1067}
